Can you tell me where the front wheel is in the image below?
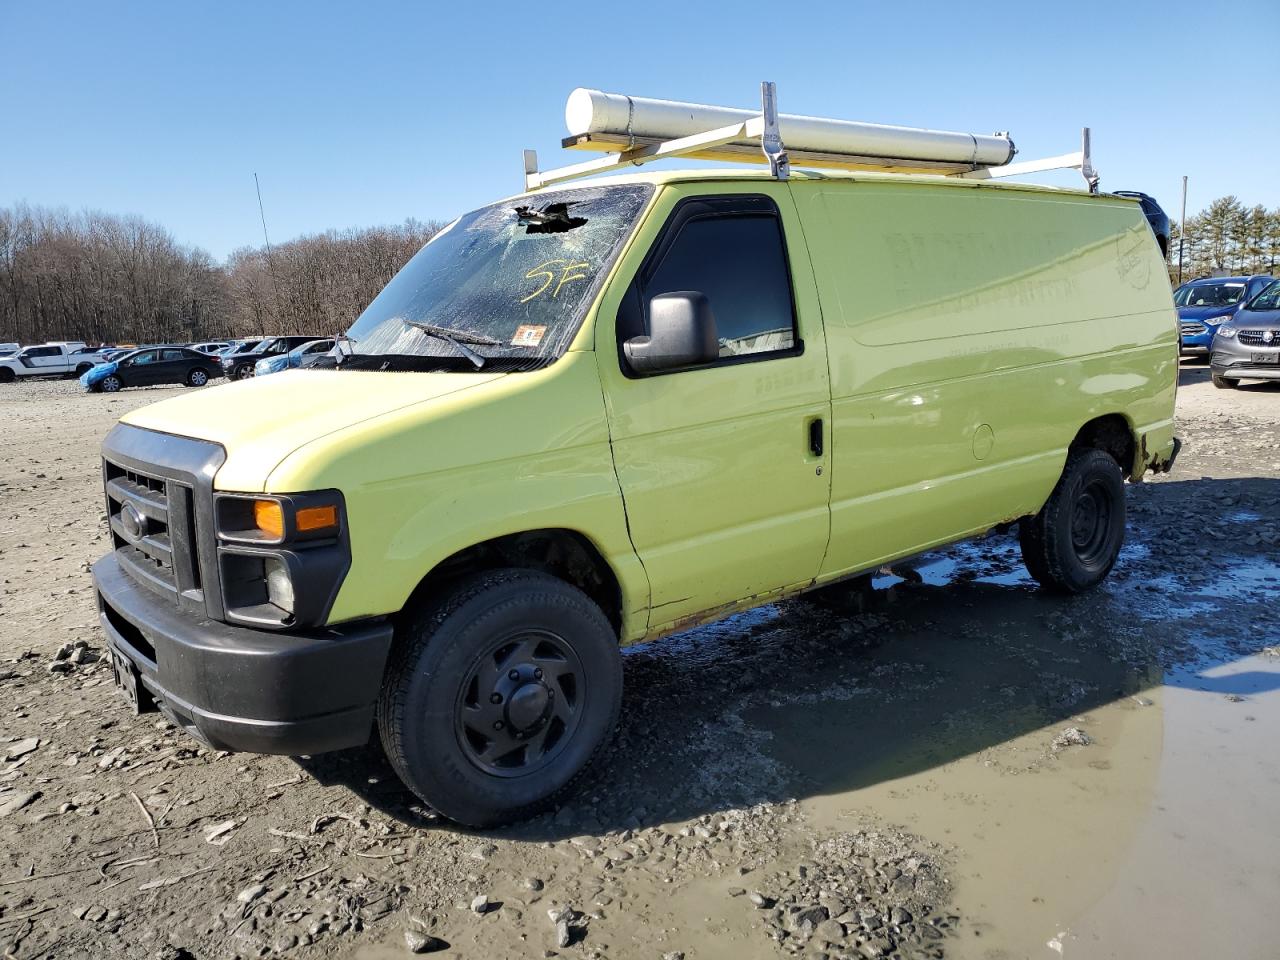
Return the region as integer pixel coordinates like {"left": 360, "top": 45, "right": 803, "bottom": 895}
{"left": 99, "top": 374, "right": 123, "bottom": 393}
{"left": 0, "top": 368, "right": 14, "bottom": 384}
{"left": 377, "top": 570, "right": 622, "bottom": 827}
{"left": 187, "top": 368, "right": 209, "bottom": 387}
{"left": 235, "top": 364, "right": 254, "bottom": 380}
{"left": 1211, "top": 373, "right": 1238, "bottom": 389}
{"left": 1019, "top": 448, "right": 1126, "bottom": 594}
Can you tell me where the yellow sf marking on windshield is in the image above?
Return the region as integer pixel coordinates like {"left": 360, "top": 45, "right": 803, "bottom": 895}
{"left": 521, "top": 260, "right": 591, "bottom": 303}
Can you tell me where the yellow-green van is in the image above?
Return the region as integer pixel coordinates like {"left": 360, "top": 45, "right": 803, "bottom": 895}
{"left": 93, "top": 169, "right": 1179, "bottom": 826}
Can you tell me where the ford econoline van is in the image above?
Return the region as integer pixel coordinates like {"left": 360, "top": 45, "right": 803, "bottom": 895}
{"left": 93, "top": 168, "right": 1179, "bottom": 825}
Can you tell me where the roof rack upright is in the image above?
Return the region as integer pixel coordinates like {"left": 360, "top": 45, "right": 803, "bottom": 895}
{"left": 523, "top": 84, "right": 1099, "bottom": 194}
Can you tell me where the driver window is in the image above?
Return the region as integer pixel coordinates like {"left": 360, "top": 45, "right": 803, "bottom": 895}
{"left": 634, "top": 209, "right": 797, "bottom": 361}
{"left": 133, "top": 352, "right": 157, "bottom": 365}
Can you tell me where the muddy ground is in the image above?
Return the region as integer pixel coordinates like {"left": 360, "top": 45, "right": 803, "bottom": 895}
{"left": 1, "top": 363, "right": 1278, "bottom": 960}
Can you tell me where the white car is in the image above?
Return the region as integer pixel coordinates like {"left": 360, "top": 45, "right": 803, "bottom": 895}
{"left": 0, "top": 342, "right": 112, "bottom": 383}
{"left": 189, "top": 341, "right": 232, "bottom": 356}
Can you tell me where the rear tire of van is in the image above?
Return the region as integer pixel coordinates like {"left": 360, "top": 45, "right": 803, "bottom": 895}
{"left": 1018, "top": 449, "right": 1126, "bottom": 594}
{"left": 377, "top": 569, "right": 622, "bottom": 827}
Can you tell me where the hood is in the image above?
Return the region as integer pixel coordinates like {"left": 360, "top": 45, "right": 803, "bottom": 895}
{"left": 1177, "top": 304, "right": 1241, "bottom": 322}
{"left": 120, "top": 369, "right": 505, "bottom": 491}
{"left": 1231, "top": 307, "right": 1280, "bottom": 329}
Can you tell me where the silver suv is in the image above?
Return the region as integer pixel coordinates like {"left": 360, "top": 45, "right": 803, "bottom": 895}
{"left": 1212, "top": 280, "right": 1280, "bottom": 389}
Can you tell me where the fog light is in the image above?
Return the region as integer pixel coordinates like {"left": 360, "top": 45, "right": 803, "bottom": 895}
{"left": 264, "top": 556, "right": 295, "bottom": 614}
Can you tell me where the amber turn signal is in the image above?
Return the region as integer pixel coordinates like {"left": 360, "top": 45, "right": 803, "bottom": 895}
{"left": 296, "top": 504, "right": 339, "bottom": 533}
{"left": 253, "top": 499, "right": 285, "bottom": 539}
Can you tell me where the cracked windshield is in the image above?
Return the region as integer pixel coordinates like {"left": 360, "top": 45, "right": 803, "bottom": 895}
{"left": 340, "top": 184, "right": 652, "bottom": 370}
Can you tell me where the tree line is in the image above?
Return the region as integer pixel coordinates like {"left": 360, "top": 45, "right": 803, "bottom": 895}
{"left": 1169, "top": 196, "right": 1280, "bottom": 283}
{"left": 0, "top": 203, "right": 441, "bottom": 346}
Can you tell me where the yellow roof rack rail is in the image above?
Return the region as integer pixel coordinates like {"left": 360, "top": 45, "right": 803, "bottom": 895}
{"left": 523, "top": 83, "right": 1098, "bottom": 195}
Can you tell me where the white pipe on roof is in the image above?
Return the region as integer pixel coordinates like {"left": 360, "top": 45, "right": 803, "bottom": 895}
{"left": 565, "top": 88, "right": 1015, "bottom": 167}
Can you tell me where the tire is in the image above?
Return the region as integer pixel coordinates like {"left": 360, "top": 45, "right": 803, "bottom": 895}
{"left": 1019, "top": 448, "right": 1126, "bottom": 594}
{"left": 75, "top": 363, "right": 93, "bottom": 376}
{"left": 0, "top": 368, "right": 14, "bottom": 384}
{"left": 377, "top": 569, "right": 622, "bottom": 827}
{"left": 99, "top": 374, "right": 123, "bottom": 393}
{"left": 187, "top": 367, "right": 209, "bottom": 387}
{"left": 1212, "top": 374, "right": 1237, "bottom": 389}
{"left": 235, "top": 364, "right": 254, "bottom": 380}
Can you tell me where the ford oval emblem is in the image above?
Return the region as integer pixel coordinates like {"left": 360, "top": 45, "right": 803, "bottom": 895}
{"left": 120, "top": 503, "right": 147, "bottom": 540}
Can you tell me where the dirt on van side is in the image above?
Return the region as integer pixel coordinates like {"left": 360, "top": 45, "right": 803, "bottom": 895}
{"left": 2, "top": 362, "right": 1279, "bottom": 960}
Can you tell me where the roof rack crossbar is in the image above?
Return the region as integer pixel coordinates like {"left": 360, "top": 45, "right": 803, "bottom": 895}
{"left": 959, "top": 127, "right": 1099, "bottom": 193}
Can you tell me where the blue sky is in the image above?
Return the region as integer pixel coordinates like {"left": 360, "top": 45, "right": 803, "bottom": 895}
{"left": 3, "top": 0, "right": 1276, "bottom": 261}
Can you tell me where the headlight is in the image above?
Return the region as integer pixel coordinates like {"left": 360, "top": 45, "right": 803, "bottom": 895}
{"left": 1217, "top": 324, "right": 1238, "bottom": 339}
{"left": 214, "top": 492, "right": 349, "bottom": 629}
{"left": 264, "top": 556, "right": 295, "bottom": 614}
{"left": 1206, "top": 315, "right": 1232, "bottom": 327}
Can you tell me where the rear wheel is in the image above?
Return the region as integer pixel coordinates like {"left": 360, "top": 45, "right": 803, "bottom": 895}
{"left": 187, "top": 367, "right": 209, "bottom": 387}
{"left": 75, "top": 363, "right": 93, "bottom": 376}
{"left": 99, "top": 374, "right": 123, "bottom": 393}
{"left": 1019, "top": 448, "right": 1126, "bottom": 594}
{"left": 377, "top": 570, "right": 622, "bottom": 827}
{"left": 1211, "top": 373, "right": 1238, "bottom": 389}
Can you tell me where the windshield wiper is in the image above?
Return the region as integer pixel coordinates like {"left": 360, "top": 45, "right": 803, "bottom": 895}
{"left": 402, "top": 320, "right": 500, "bottom": 369}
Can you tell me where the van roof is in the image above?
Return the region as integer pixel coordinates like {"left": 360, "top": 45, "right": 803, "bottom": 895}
{"left": 512, "top": 166, "right": 1130, "bottom": 202}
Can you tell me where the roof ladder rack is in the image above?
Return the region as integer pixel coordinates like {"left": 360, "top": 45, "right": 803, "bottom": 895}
{"left": 523, "top": 83, "right": 1099, "bottom": 194}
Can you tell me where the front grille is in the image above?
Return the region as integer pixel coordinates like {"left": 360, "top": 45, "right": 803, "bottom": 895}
{"left": 103, "top": 461, "right": 200, "bottom": 602}
{"left": 99, "top": 425, "right": 224, "bottom": 617}
{"left": 1238, "top": 330, "right": 1280, "bottom": 346}
{"left": 1180, "top": 321, "right": 1207, "bottom": 337}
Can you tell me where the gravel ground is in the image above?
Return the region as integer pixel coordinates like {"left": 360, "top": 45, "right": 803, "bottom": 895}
{"left": 1, "top": 364, "right": 1277, "bottom": 960}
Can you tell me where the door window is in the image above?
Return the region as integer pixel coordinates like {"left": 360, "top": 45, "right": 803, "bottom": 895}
{"left": 23, "top": 347, "right": 59, "bottom": 358}
{"left": 621, "top": 197, "right": 798, "bottom": 369}
{"left": 131, "top": 351, "right": 158, "bottom": 365}
{"left": 160, "top": 349, "right": 185, "bottom": 361}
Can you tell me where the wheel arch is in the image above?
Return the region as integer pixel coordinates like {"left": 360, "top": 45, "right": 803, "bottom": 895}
{"left": 1070, "top": 413, "right": 1137, "bottom": 479}
{"left": 400, "top": 528, "right": 625, "bottom": 637}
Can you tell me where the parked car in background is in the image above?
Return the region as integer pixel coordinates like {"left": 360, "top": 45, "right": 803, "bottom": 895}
{"left": 0, "top": 342, "right": 19, "bottom": 357}
{"left": 223, "top": 335, "right": 320, "bottom": 379}
{"left": 0, "top": 341, "right": 112, "bottom": 382}
{"left": 1112, "top": 191, "right": 1170, "bottom": 259}
{"left": 1176, "top": 275, "right": 1275, "bottom": 356}
{"left": 189, "top": 341, "right": 232, "bottom": 356}
{"left": 81, "top": 346, "right": 225, "bottom": 393}
{"left": 1210, "top": 280, "right": 1280, "bottom": 388}
{"left": 253, "top": 338, "right": 336, "bottom": 377}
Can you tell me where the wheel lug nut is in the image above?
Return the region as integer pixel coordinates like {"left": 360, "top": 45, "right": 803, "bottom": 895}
{"left": 493, "top": 721, "right": 504, "bottom": 731}
{"left": 508, "top": 669, "right": 520, "bottom": 681}
{"left": 534, "top": 668, "right": 543, "bottom": 679}
{"left": 490, "top": 693, "right": 502, "bottom": 704}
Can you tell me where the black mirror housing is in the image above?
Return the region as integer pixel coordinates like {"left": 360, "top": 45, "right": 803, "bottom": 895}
{"left": 624, "top": 291, "right": 719, "bottom": 375}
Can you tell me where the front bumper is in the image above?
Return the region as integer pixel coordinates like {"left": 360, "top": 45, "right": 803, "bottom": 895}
{"left": 1211, "top": 343, "right": 1280, "bottom": 380}
{"left": 94, "top": 552, "right": 393, "bottom": 755}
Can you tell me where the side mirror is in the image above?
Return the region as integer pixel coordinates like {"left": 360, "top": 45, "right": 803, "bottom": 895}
{"left": 623, "top": 291, "right": 719, "bottom": 375}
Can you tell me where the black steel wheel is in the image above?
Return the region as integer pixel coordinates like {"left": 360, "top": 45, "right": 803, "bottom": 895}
{"left": 454, "top": 629, "right": 585, "bottom": 778}
{"left": 1019, "top": 448, "right": 1126, "bottom": 594}
{"left": 378, "top": 569, "right": 621, "bottom": 827}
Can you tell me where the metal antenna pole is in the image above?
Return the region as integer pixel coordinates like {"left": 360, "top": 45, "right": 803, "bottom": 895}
{"left": 1178, "top": 175, "right": 1188, "bottom": 285}
{"left": 253, "top": 172, "right": 285, "bottom": 328}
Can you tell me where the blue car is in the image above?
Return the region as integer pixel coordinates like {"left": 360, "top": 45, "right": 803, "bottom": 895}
{"left": 1176, "top": 275, "right": 1275, "bottom": 356}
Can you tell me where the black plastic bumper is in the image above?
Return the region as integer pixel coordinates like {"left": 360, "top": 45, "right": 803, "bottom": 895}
{"left": 93, "top": 552, "right": 393, "bottom": 755}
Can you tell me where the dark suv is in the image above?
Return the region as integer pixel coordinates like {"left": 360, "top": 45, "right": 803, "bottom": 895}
{"left": 222, "top": 335, "right": 320, "bottom": 380}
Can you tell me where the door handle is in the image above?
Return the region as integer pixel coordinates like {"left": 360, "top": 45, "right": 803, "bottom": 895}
{"left": 808, "top": 417, "right": 824, "bottom": 457}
